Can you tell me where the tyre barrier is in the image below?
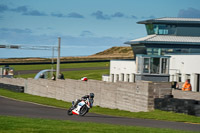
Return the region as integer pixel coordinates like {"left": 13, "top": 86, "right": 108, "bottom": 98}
{"left": 0, "top": 83, "right": 24, "bottom": 93}
{"left": 155, "top": 95, "right": 200, "bottom": 117}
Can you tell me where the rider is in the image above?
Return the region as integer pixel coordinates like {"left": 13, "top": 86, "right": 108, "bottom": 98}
{"left": 73, "top": 93, "right": 94, "bottom": 108}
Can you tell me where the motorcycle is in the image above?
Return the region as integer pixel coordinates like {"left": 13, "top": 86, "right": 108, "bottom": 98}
{"left": 67, "top": 98, "right": 91, "bottom": 116}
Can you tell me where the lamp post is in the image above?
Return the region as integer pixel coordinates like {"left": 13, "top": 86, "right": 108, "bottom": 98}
{"left": 56, "top": 37, "right": 61, "bottom": 79}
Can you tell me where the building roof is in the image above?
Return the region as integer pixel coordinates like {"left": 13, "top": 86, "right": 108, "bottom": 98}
{"left": 138, "top": 17, "right": 200, "bottom": 25}
{"left": 125, "top": 35, "right": 200, "bottom": 45}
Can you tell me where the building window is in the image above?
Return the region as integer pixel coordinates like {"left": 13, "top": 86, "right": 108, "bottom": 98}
{"left": 150, "top": 58, "right": 160, "bottom": 74}
{"left": 146, "top": 24, "right": 169, "bottom": 35}
{"left": 137, "top": 56, "right": 143, "bottom": 73}
{"left": 137, "top": 55, "right": 169, "bottom": 75}
{"left": 145, "top": 24, "right": 154, "bottom": 35}
{"left": 143, "top": 58, "right": 150, "bottom": 73}
{"left": 161, "top": 58, "right": 168, "bottom": 74}
{"left": 147, "top": 48, "right": 162, "bottom": 55}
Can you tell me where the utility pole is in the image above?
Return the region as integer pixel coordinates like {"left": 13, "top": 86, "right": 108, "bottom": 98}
{"left": 51, "top": 47, "right": 54, "bottom": 77}
{"left": 56, "top": 37, "right": 61, "bottom": 79}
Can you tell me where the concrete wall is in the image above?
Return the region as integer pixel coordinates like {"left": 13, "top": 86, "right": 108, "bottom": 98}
{"left": 172, "top": 89, "right": 200, "bottom": 101}
{"left": 0, "top": 78, "right": 171, "bottom": 112}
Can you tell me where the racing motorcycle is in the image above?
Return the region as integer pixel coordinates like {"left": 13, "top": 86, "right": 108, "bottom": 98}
{"left": 67, "top": 98, "right": 91, "bottom": 116}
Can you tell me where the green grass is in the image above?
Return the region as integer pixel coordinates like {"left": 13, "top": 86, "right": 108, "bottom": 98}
{"left": 0, "top": 88, "right": 70, "bottom": 109}
{"left": 91, "top": 106, "right": 200, "bottom": 124}
{"left": 10, "top": 62, "right": 109, "bottom": 71}
{"left": 63, "top": 69, "right": 109, "bottom": 80}
{"left": 15, "top": 69, "right": 109, "bottom": 80}
{"left": 15, "top": 73, "right": 36, "bottom": 79}
{"left": 0, "top": 88, "right": 200, "bottom": 124}
{"left": 0, "top": 116, "right": 196, "bottom": 133}
{"left": 12, "top": 62, "right": 110, "bottom": 80}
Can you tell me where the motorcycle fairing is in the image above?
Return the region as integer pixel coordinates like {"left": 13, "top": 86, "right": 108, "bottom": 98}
{"left": 72, "top": 101, "right": 85, "bottom": 115}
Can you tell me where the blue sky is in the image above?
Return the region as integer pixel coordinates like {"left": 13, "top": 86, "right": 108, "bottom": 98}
{"left": 0, "top": 0, "right": 200, "bottom": 58}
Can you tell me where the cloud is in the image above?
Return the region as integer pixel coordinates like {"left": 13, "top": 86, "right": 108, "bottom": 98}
{"left": 51, "top": 12, "right": 84, "bottom": 18}
{"left": 51, "top": 13, "right": 65, "bottom": 18}
{"left": 141, "top": 15, "right": 156, "bottom": 19}
{"left": 67, "top": 12, "right": 84, "bottom": 18}
{"left": 91, "top": 10, "right": 111, "bottom": 20}
{"left": 178, "top": 8, "right": 200, "bottom": 18}
{"left": 0, "top": 30, "right": 128, "bottom": 57}
{"left": 80, "top": 30, "right": 94, "bottom": 37}
{"left": 22, "top": 10, "right": 47, "bottom": 16}
{"left": 1, "top": 4, "right": 48, "bottom": 16}
{"left": 92, "top": 11, "right": 139, "bottom": 20}
{"left": 11, "top": 6, "right": 28, "bottom": 13}
{"left": 0, "top": 27, "right": 125, "bottom": 47}
{"left": 111, "top": 12, "right": 124, "bottom": 18}
{"left": 0, "top": 4, "right": 9, "bottom": 13}
{"left": 131, "top": 15, "right": 138, "bottom": 19}
{"left": 0, "top": 28, "right": 32, "bottom": 34}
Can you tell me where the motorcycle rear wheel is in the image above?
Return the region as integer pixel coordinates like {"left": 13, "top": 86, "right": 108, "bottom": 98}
{"left": 79, "top": 105, "right": 88, "bottom": 116}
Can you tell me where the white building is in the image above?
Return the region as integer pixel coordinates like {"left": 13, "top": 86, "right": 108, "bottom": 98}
{"left": 103, "top": 18, "right": 200, "bottom": 92}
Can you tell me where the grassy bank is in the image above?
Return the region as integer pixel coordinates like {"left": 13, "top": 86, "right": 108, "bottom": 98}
{"left": 0, "top": 88, "right": 200, "bottom": 124}
{"left": 0, "top": 115, "right": 195, "bottom": 133}
{"left": 8, "top": 62, "right": 109, "bottom": 71}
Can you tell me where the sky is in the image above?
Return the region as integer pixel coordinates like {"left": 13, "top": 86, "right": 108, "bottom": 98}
{"left": 0, "top": 0, "right": 200, "bottom": 58}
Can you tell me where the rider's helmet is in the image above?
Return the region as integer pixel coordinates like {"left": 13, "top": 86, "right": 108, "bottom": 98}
{"left": 89, "top": 93, "right": 94, "bottom": 99}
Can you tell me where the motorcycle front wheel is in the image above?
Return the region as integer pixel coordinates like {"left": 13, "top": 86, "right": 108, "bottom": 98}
{"left": 67, "top": 108, "right": 73, "bottom": 116}
{"left": 79, "top": 105, "right": 88, "bottom": 116}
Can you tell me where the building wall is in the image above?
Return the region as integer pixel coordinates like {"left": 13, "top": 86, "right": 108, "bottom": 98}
{"left": 110, "top": 60, "right": 136, "bottom": 82}
{"left": 169, "top": 54, "right": 200, "bottom": 92}
{"left": 0, "top": 78, "right": 171, "bottom": 112}
{"left": 169, "top": 54, "right": 200, "bottom": 75}
{"left": 176, "top": 27, "right": 200, "bottom": 36}
{"left": 107, "top": 55, "right": 200, "bottom": 92}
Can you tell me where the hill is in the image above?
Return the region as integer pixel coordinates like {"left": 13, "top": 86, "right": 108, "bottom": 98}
{"left": 60, "top": 46, "right": 134, "bottom": 61}
{"left": 0, "top": 46, "right": 134, "bottom": 64}
{"left": 92, "top": 46, "right": 133, "bottom": 57}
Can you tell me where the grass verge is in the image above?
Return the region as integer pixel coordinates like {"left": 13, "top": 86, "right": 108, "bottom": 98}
{"left": 0, "top": 88, "right": 200, "bottom": 124}
{"left": 0, "top": 115, "right": 196, "bottom": 133}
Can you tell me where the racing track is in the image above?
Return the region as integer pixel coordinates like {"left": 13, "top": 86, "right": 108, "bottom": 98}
{"left": 0, "top": 96, "right": 200, "bottom": 132}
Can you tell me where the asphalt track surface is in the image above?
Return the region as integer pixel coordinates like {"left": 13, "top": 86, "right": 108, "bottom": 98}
{"left": 0, "top": 96, "right": 200, "bottom": 132}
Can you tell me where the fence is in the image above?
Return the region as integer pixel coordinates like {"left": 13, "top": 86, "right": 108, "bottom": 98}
{"left": 0, "top": 78, "right": 171, "bottom": 112}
